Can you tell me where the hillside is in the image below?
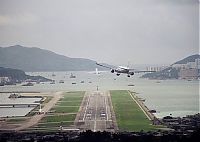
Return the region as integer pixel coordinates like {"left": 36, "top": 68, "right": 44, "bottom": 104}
{"left": 141, "top": 67, "right": 179, "bottom": 80}
{"left": 141, "top": 54, "right": 199, "bottom": 80}
{"left": 0, "top": 67, "right": 51, "bottom": 83}
{"left": 172, "top": 54, "right": 200, "bottom": 65}
{"left": 0, "top": 45, "right": 108, "bottom": 72}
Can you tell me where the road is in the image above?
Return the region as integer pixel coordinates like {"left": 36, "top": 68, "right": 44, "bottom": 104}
{"left": 75, "top": 91, "right": 118, "bottom": 132}
{"left": 14, "top": 92, "right": 63, "bottom": 131}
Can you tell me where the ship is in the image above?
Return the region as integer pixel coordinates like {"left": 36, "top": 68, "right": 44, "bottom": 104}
{"left": 59, "top": 80, "right": 64, "bottom": 83}
{"left": 9, "top": 93, "right": 21, "bottom": 98}
{"left": 70, "top": 73, "right": 76, "bottom": 78}
{"left": 22, "top": 82, "right": 34, "bottom": 86}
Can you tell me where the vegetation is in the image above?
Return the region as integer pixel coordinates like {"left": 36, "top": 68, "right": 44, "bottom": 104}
{"left": 53, "top": 91, "right": 84, "bottom": 113}
{"left": 0, "top": 67, "right": 51, "bottom": 83}
{"left": 110, "top": 90, "right": 156, "bottom": 131}
{"left": 41, "top": 114, "right": 76, "bottom": 123}
{"left": 6, "top": 118, "right": 27, "bottom": 123}
{"left": 53, "top": 106, "right": 80, "bottom": 113}
{"left": 32, "top": 91, "right": 85, "bottom": 131}
{"left": 0, "top": 45, "right": 109, "bottom": 71}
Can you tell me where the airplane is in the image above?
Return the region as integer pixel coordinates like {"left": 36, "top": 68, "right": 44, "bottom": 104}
{"left": 96, "top": 62, "right": 155, "bottom": 77}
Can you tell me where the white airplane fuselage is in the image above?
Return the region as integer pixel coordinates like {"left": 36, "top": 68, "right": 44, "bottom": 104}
{"left": 111, "top": 66, "right": 134, "bottom": 77}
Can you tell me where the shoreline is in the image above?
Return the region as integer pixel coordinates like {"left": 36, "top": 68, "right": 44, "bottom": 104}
{"left": 128, "top": 90, "right": 161, "bottom": 125}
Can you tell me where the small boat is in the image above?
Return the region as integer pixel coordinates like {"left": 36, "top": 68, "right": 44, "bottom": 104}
{"left": 149, "top": 109, "right": 156, "bottom": 113}
{"left": 52, "top": 73, "right": 56, "bottom": 77}
{"left": 138, "top": 98, "right": 146, "bottom": 102}
{"left": 22, "top": 82, "right": 34, "bottom": 86}
{"left": 72, "top": 82, "right": 76, "bottom": 85}
{"left": 128, "top": 84, "right": 134, "bottom": 86}
{"left": 50, "top": 80, "right": 55, "bottom": 84}
{"left": 9, "top": 93, "right": 21, "bottom": 98}
{"left": 59, "top": 80, "right": 64, "bottom": 83}
{"left": 80, "top": 81, "right": 84, "bottom": 83}
{"left": 70, "top": 73, "right": 76, "bottom": 78}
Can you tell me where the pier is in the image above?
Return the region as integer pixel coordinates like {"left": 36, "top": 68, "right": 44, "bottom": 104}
{"left": 0, "top": 103, "right": 39, "bottom": 108}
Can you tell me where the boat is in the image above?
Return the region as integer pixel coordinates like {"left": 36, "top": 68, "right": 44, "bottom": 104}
{"left": 22, "top": 82, "right": 34, "bottom": 86}
{"left": 59, "top": 80, "right": 64, "bottom": 83}
{"left": 80, "top": 81, "right": 84, "bottom": 83}
{"left": 52, "top": 73, "right": 56, "bottom": 77}
{"left": 70, "top": 73, "right": 76, "bottom": 78}
{"left": 72, "top": 82, "right": 76, "bottom": 84}
{"left": 149, "top": 109, "right": 156, "bottom": 113}
{"left": 9, "top": 93, "right": 21, "bottom": 98}
{"left": 50, "top": 80, "right": 55, "bottom": 84}
{"left": 138, "top": 98, "right": 146, "bottom": 102}
{"left": 128, "top": 84, "right": 134, "bottom": 86}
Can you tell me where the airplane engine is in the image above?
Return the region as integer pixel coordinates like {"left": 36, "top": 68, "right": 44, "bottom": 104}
{"left": 130, "top": 72, "right": 134, "bottom": 75}
{"left": 111, "top": 69, "right": 115, "bottom": 73}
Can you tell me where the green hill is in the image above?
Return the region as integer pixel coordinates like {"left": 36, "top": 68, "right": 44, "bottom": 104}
{"left": 0, "top": 67, "right": 51, "bottom": 83}
{"left": 0, "top": 45, "right": 108, "bottom": 72}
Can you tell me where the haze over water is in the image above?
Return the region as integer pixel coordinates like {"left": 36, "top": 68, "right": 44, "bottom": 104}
{"left": 0, "top": 71, "right": 199, "bottom": 118}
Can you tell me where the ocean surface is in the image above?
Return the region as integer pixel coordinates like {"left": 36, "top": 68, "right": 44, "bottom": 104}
{"left": 0, "top": 71, "right": 199, "bottom": 118}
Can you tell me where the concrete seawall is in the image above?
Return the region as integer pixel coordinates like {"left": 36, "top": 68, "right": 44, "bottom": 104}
{"left": 128, "top": 90, "right": 161, "bottom": 124}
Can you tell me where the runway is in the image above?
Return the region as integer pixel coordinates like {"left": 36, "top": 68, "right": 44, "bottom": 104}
{"left": 75, "top": 91, "right": 117, "bottom": 132}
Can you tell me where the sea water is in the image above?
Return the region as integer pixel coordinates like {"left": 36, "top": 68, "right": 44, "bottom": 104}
{"left": 0, "top": 71, "right": 199, "bottom": 118}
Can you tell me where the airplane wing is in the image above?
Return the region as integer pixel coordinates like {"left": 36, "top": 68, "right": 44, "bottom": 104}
{"left": 96, "top": 63, "right": 113, "bottom": 69}
{"left": 128, "top": 68, "right": 155, "bottom": 73}
{"left": 132, "top": 70, "right": 156, "bottom": 73}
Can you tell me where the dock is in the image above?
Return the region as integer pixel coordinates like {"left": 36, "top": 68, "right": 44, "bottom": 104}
{"left": 0, "top": 103, "right": 39, "bottom": 108}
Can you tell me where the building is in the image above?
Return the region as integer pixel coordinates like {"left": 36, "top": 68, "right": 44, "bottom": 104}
{"left": 179, "top": 68, "right": 198, "bottom": 80}
{"left": 146, "top": 66, "right": 168, "bottom": 72}
{"left": 0, "top": 77, "right": 10, "bottom": 83}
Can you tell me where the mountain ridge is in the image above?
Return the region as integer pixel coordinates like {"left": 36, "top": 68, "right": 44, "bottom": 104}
{"left": 172, "top": 54, "right": 200, "bottom": 65}
{"left": 0, "top": 45, "right": 108, "bottom": 72}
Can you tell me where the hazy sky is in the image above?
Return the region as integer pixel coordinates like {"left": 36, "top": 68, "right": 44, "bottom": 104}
{"left": 0, "top": 0, "right": 199, "bottom": 65}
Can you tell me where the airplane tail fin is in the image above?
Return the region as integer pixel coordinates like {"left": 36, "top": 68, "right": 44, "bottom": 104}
{"left": 95, "top": 68, "right": 99, "bottom": 75}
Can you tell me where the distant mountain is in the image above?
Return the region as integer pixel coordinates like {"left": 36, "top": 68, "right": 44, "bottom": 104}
{"left": 172, "top": 54, "right": 200, "bottom": 65}
{"left": 0, "top": 45, "right": 108, "bottom": 72}
{"left": 141, "top": 54, "right": 200, "bottom": 80}
{"left": 0, "top": 67, "right": 51, "bottom": 84}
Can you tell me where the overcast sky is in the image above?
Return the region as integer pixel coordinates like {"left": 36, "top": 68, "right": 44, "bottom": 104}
{"left": 0, "top": 0, "right": 199, "bottom": 65}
